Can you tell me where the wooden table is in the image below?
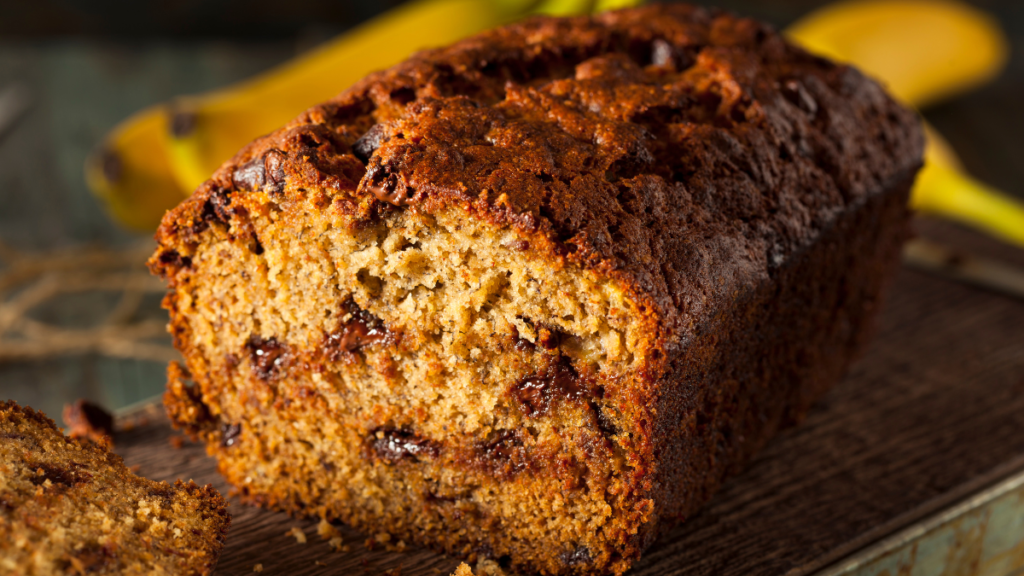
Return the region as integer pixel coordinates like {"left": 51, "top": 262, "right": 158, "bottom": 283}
{"left": 111, "top": 217, "right": 1024, "bottom": 575}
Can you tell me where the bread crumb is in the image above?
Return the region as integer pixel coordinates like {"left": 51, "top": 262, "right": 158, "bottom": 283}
{"left": 317, "top": 518, "right": 344, "bottom": 551}
{"left": 452, "top": 563, "right": 473, "bottom": 576}
{"left": 288, "top": 526, "right": 307, "bottom": 543}
{"left": 169, "top": 435, "right": 185, "bottom": 449}
{"left": 253, "top": 564, "right": 263, "bottom": 572}
{"left": 127, "top": 464, "right": 141, "bottom": 473}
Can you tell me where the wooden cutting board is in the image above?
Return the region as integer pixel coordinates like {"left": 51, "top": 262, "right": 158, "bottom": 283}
{"left": 111, "top": 217, "right": 1024, "bottom": 576}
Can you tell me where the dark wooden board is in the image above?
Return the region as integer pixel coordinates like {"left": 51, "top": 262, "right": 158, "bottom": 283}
{"left": 112, "top": 217, "right": 1024, "bottom": 576}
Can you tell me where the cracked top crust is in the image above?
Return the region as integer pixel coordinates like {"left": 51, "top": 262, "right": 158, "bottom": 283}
{"left": 152, "top": 4, "right": 923, "bottom": 351}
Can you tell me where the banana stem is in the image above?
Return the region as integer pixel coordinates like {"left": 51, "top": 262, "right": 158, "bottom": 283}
{"left": 912, "top": 161, "right": 1024, "bottom": 248}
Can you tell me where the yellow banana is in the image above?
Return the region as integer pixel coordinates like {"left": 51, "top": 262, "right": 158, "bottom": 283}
{"left": 787, "top": 0, "right": 1024, "bottom": 249}
{"left": 915, "top": 126, "right": 1024, "bottom": 246}
{"left": 85, "top": 108, "right": 184, "bottom": 232}
{"left": 88, "top": 0, "right": 640, "bottom": 232}
{"left": 786, "top": 0, "right": 1007, "bottom": 107}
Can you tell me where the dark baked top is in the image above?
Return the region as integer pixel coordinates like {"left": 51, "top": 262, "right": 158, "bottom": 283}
{"left": 154, "top": 4, "right": 923, "bottom": 349}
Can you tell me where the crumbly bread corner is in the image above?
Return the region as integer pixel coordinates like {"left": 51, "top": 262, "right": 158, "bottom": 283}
{"left": 0, "top": 400, "right": 230, "bottom": 575}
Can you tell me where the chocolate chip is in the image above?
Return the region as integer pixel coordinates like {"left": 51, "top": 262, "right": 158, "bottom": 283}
{"left": 157, "top": 249, "right": 192, "bottom": 269}
{"left": 264, "top": 149, "right": 286, "bottom": 193}
{"left": 200, "top": 189, "right": 233, "bottom": 228}
{"left": 363, "top": 162, "right": 414, "bottom": 206}
{"left": 513, "top": 337, "right": 534, "bottom": 353}
{"left": 482, "top": 430, "right": 519, "bottom": 461}
{"left": 62, "top": 400, "right": 114, "bottom": 445}
{"left": 326, "top": 300, "right": 390, "bottom": 357}
{"left": 245, "top": 334, "right": 288, "bottom": 380}
{"left": 512, "top": 359, "right": 584, "bottom": 416}
{"left": 370, "top": 429, "right": 438, "bottom": 463}
{"left": 605, "top": 141, "right": 655, "bottom": 182}
{"left": 509, "top": 325, "right": 534, "bottom": 352}
{"left": 536, "top": 326, "right": 565, "bottom": 350}
{"left": 232, "top": 157, "right": 265, "bottom": 191}
{"left": 233, "top": 149, "right": 287, "bottom": 194}
{"left": 352, "top": 124, "right": 387, "bottom": 163}
{"left": 782, "top": 79, "right": 818, "bottom": 115}
{"left": 221, "top": 422, "right": 242, "bottom": 447}
{"left": 368, "top": 183, "right": 413, "bottom": 206}
{"left": 479, "top": 430, "right": 529, "bottom": 477}
{"left": 508, "top": 239, "right": 530, "bottom": 251}
{"left": 559, "top": 546, "right": 592, "bottom": 567}
{"left": 337, "top": 320, "right": 386, "bottom": 352}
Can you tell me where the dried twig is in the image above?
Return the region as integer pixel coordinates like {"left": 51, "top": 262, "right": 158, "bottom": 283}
{"left": 0, "top": 240, "right": 178, "bottom": 364}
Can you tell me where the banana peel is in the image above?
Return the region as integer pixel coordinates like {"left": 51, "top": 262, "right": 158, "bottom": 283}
{"left": 88, "top": 0, "right": 639, "bottom": 232}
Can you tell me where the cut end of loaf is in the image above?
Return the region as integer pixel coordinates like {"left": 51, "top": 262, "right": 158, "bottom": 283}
{"left": 155, "top": 191, "right": 660, "bottom": 574}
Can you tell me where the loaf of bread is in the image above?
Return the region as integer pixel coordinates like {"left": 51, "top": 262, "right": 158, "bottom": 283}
{"left": 150, "top": 5, "right": 922, "bottom": 574}
{"left": 0, "top": 400, "right": 230, "bottom": 575}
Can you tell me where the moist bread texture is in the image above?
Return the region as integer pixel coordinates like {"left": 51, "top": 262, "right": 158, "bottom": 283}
{"left": 150, "top": 5, "right": 923, "bottom": 575}
{"left": 0, "top": 401, "right": 230, "bottom": 575}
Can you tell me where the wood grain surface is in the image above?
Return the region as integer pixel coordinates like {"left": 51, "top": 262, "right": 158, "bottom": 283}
{"left": 110, "top": 217, "right": 1024, "bottom": 576}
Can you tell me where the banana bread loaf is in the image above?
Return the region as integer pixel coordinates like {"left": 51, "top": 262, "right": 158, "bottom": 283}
{"left": 150, "top": 5, "right": 923, "bottom": 575}
{"left": 0, "top": 401, "right": 230, "bottom": 575}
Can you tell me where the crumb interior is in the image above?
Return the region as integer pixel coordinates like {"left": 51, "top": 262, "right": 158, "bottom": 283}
{"left": 171, "top": 202, "right": 650, "bottom": 571}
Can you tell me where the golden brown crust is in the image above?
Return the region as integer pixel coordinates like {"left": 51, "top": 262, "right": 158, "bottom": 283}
{"left": 149, "top": 5, "right": 922, "bottom": 575}
{"left": 152, "top": 3, "right": 920, "bottom": 335}
{"left": 0, "top": 400, "right": 230, "bottom": 575}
